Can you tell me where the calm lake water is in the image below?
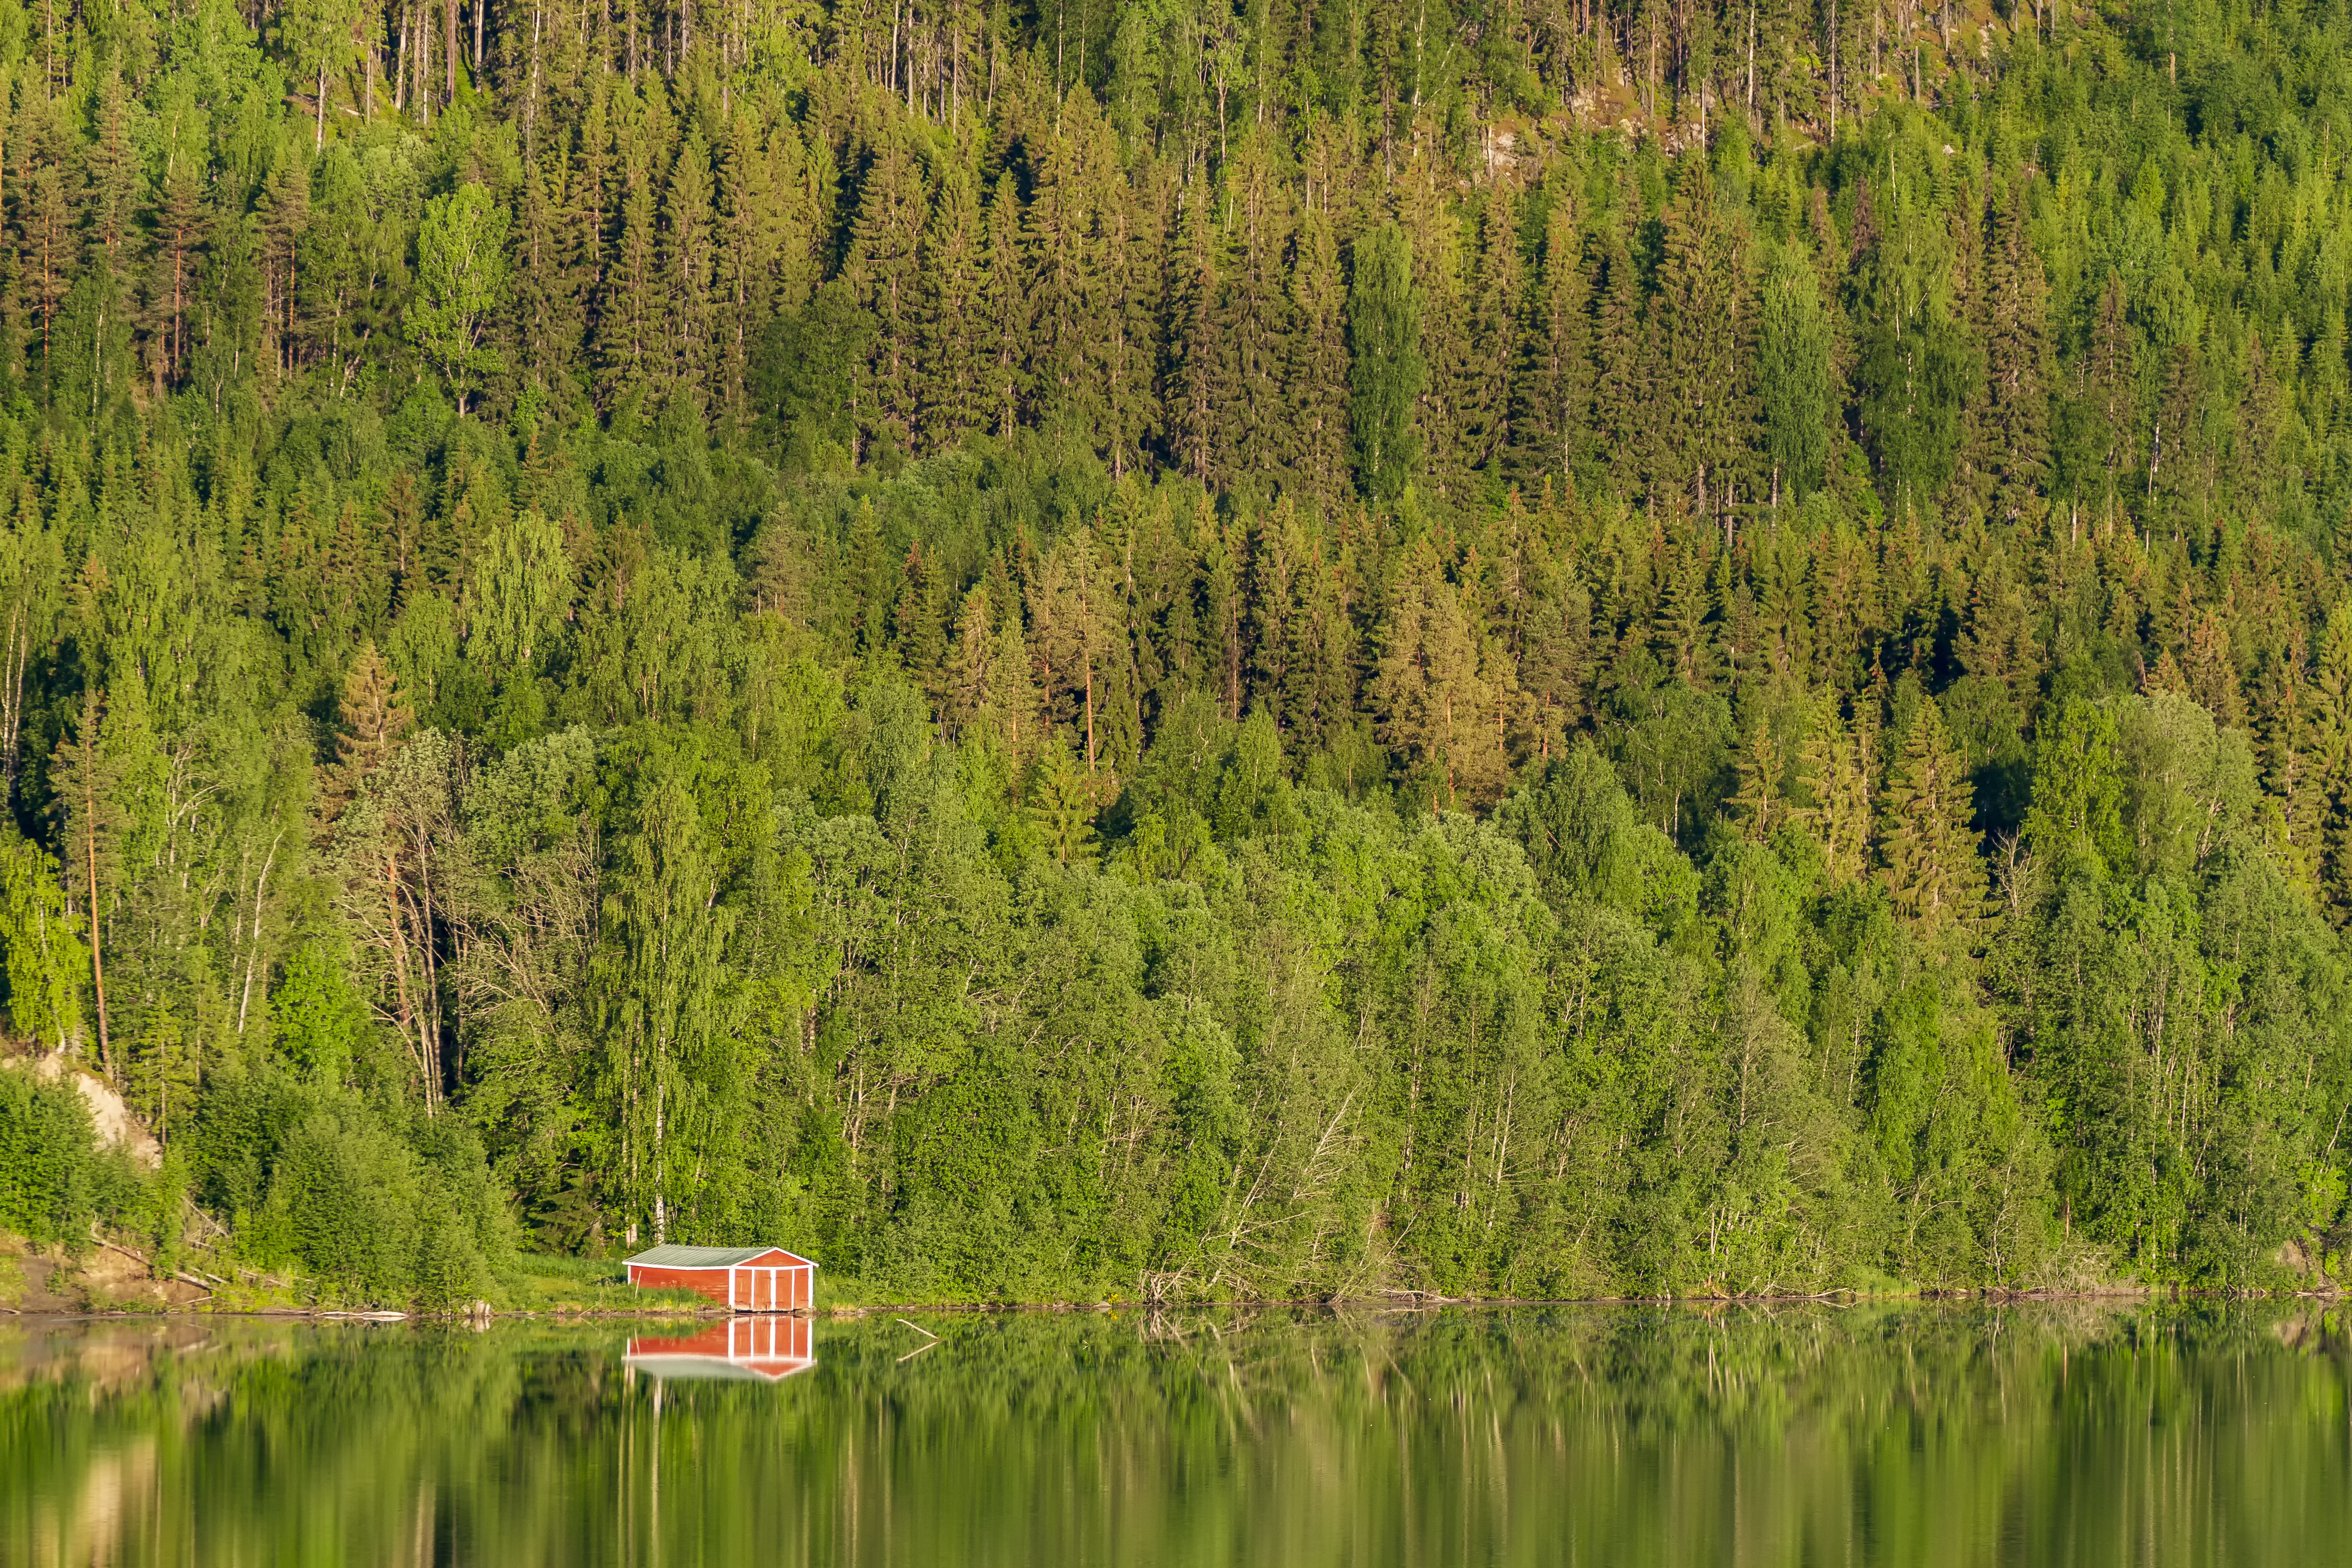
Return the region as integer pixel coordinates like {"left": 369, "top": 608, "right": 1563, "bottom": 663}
{"left": 1, "top": 1303, "right": 2346, "bottom": 1566}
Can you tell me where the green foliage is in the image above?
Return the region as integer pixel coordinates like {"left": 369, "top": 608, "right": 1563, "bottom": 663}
{"left": 0, "top": 1068, "right": 134, "bottom": 1244}
{"left": 409, "top": 184, "right": 510, "bottom": 415}
{"left": 0, "top": 0, "right": 2345, "bottom": 1308}
{"left": 1348, "top": 224, "right": 1424, "bottom": 502}
{"left": 1757, "top": 244, "right": 1833, "bottom": 503}
{"left": 0, "top": 834, "right": 83, "bottom": 1052}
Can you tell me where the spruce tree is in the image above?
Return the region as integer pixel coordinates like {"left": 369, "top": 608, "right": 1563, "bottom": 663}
{"left": 1877, "top": 696, "right": 1985, "bottom": 934}
{"left": 1162, "top": 180, "right": 1221, "bottom": 485}
{"left": 1984, "top": 179, "right": 2054, "bottom": 516}
{"left": 598, "top": 163, "right": 663, "bottom": 414}
{"left": 1097, "top": 150, "right": 1161, "bottom": 480}
{"left": 1286, "top": 203, "right": 1352, "bottom": 510}
{"left": 1396, "top": 150, "right": 1472, "bottom": 499}
{"left": 1213, "top": 137, "right": 1295, "bottom": 490}
{"left": 1348, "top": 222, "right": 1423, "bottom": 501}
{"left": 979, "top": 172, "right": 1031, "bottom": 439}
{"left": 916, "top": 161, "right": 985, "bottom": 450}
{"left": 2084, "top": 270, "right": 2137, "bottom": 517}
{"left": 844, "top": 131, "right": 927, "bottom": 456}
{"left": 1798, "top": 690, "right": 1874, "bottom": 885}
{"left": 1507, "top": 190, "right": 1592, "bottom": 490}
{"left": 1462, "top": 179, "right": 1523, "bottom": 475}
{"left": 1650, "top": 162, "right": 1747, "bottom": 514}
{"left": 1373, "top": 538, "right": 1508, "bottom": 809}
{"left": 1589, "top": 206, "right": 1649, "bottom": 496}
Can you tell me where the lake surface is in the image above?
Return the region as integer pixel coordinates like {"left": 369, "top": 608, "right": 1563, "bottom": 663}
{"left": 1, "top": 1303, "right": 2346, "bottom": 1566}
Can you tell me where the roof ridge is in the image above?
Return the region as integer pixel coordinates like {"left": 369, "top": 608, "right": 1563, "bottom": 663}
{"left": 623, "top": 1243, "right": 816, "bottom": 1267}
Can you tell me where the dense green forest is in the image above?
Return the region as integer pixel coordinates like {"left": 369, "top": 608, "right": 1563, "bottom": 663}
{"left": 0, "top": 0, "right": 2347, "bottom": 1305}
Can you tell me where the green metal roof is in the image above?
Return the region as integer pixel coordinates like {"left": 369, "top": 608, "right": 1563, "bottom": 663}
{"left": 625, "top": 1245, "right": 807, "bottom": 1269}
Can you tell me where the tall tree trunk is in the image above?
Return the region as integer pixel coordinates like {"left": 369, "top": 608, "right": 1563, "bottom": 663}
{"left": 83, "top": 782, "right": 109, "bottom": 1077}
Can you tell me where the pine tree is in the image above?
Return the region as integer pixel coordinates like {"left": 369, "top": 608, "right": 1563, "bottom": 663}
{"left": 1877, "top": 696, "right": 1985, "bottom": 934}
{"left": 329, "top": 641, "right": 416, "bottom": 817}
{"left": 1029, "top": 527, "right": 1128, "bottom": 774}
{"left": 12, "top": 89, "right": 74, "bottom": 367}
{"left": 257, "top": 142, "right": 313, "bottom": 382}
{"left": 81, "top": 73, "right": 141, "bottom": 279}
{"left": 145, "top": 154, "right": 209, "bottom": 392}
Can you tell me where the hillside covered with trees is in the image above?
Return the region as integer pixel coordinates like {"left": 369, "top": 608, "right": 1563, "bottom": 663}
{"left": 0, "top": 0, "right": 2349, "bottom": 1304}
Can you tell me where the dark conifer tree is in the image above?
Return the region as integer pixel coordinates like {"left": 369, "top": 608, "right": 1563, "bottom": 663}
{"left": 844, "top": 131, "right": 927, "bottom": 456}
{"left": 1214, "top": 136, "right": 1295, "bottom": 490}
{"left": 1984, "top": 179, "right": 2053, "bottom": 518}
{"left": 1348, "top": 221, "right": 1422, "bottom": 502}
{"left": 916, "top": 160, "right": 986, "bottom": 450}
{"left": 1162, "top": 180, "right": 1221, "bottom": 485}
{"left": 1508, "top": 187, "right": 1592, "bottom": 490}
{"left": 1286, "top": 201, "right": 1352, "bottom": 510}
{"left": 1462, "top": 179, "right": 1523, "bottom": 479}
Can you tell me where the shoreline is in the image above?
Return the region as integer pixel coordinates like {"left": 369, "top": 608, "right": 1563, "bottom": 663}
{"left": 5, "top": 1282, "right": 2343, "bottom": 1323}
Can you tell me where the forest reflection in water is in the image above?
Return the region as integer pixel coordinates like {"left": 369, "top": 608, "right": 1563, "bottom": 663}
{"left": 1, "top": 1302, "right": 2346, "bottom": 1567}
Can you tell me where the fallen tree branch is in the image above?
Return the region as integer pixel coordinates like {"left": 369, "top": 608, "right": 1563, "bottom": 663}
{"left": 88, "top": 1229, "right": 226, "bottom": 1294}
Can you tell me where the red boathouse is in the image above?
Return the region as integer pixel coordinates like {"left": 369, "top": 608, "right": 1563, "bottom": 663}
{"left": 626, "top": 1318, "right": 815, "bottom": 1381}
{"left": 623, "top": 1245, "right": 818, "bottom": 1311}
